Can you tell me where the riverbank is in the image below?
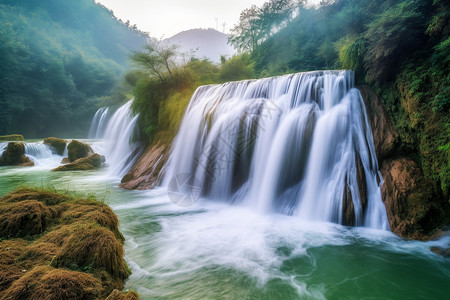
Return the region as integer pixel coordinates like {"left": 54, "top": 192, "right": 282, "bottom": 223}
{"left": 0, "top": 187, "right": 138, "bottom": 299}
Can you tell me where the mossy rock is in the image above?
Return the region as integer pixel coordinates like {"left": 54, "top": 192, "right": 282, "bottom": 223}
{"left": 0, "top": 134, "right": 24, "bottom": 142}
{"left": 0, "top": 187, "right": 138, "bottom": 299}
{"left": 67, "top": 140, "right": 93, "bottom": 162}
{"left": 106, "top": 289, "right": 140, "bottom": 300}
{"left": 43, "top": 137, "right": 67, "bottom": 155}
{"left": 0, "top": 142, "right": 34, "bottom": 167}
{"left": 51, "top": 153, "right": 105, "bottom": 171}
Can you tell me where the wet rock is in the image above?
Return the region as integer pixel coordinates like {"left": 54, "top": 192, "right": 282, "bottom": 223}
{"left": 358, "top": 85, "right": 399, "bottom": 161}
{"left": 430, "top": 246, "right": 450, "bottom": 258}
{"left": 120, "top": 142, "right": 169, "bottom": 190}
{"left": 67, "top": 140, "right": 93, "bottom": 162}
{"left": 43, "top": 137, "right": 67, "bottom": 155}
{"left": 51, "top": 154, "right": 105, "bottom": 171}
{"left": 380, "top": 157, "right": 445, "bottom": 240}
{"left": 0, "top": 142, "right": 34, "bottom": 167}
{"left": 61, "top": 157, "right": 70, "bottom": 164}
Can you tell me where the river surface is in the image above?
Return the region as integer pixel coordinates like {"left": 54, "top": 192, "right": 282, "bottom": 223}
{"left": 0, "top": 141, "right": 449, "bottom": 300}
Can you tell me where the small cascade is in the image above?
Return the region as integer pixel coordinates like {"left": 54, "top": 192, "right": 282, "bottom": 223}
{"left": 0, "top": 143, "right": 7, "bottom": 157}
{"left": 88, "top": 107, "right": 110, "bottom": 139}
{"left": 164, "top": 70, "right": 389, "bottom": 230}
{"left": 102, "top": 100, "right": 141, "bottom": 178}
{"left": 24, "top": 143, "right": 55, "bottom": 160}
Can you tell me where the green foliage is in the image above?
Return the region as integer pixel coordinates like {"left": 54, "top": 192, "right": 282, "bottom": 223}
{"left": 219, "top": 54, "right": 255, "bottom": 82}
{"left": 335, "top": 36, "right": 367, "bottom": 83}
{"left": 0, "top": 0, "right": 147, "bottom": 138}
{"left": 364, "top": 1, "right": 429, "bottom": 82}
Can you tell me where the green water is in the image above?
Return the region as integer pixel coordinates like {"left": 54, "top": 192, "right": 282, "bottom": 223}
{"left": 1, "top": 162, "right": 449, "bottom": 300}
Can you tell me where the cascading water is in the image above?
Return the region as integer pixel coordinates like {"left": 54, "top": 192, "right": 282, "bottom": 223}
{"left": 88, "top": 107, "right": 110, "bottom": 139}
{"left": 165, "top": 70, "right": 389, "bottom": 230}
{"left": 98, "top": 100, "right": 141, "bottom": 178}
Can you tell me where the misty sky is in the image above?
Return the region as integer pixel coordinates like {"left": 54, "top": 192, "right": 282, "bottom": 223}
{"left": 95, "top": 0, "right": 271, "bottom": 38}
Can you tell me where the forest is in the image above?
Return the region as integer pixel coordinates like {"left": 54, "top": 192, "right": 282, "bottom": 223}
{"left": 0, "top": 0, "right": 147, "bottom": 138}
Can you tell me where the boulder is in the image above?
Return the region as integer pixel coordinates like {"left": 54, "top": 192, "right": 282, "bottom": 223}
{"left": 52, "top": 154, "right": 105, "bottom": 172}
{"left": 120, "top": 142, "right": 169, "bottom": 190}
{"left": 380, "top": 157, "right": 445, "bottom": 240}
{"left": 43, "top": 137, "right": 67, "bottom": 155}
{"left": 61, "top": 157, "right": 70, "bottom": 164}
{"left": 0, "top": 142, "right": 34, "bottom": 167}
{"left": 67, "top": 140, "right": 93, "bottom": 162}
{"left": 358, "top": 85, "right": 399, "bottom": 161}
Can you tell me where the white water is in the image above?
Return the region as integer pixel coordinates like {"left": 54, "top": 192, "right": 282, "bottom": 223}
{"left": 90, "top": 100, "right": 141, "bottom": 178}
{"left": 165, "top": 71, "right": 389, "bottom": 230}
{"left": 88, "top": 107, "right": 110, "bottom": 139}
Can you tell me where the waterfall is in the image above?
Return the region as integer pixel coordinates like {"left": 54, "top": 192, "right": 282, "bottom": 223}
{"left": 164, "top": 70, "right": 389, "bottom": 230}
{"left": 88, "top": 107, "right": 110, "bottom": 139}
{"left": 102, "top": 100, "right": 141, "bottom": 178}
{"left": 25, "top": 143, "right": 54, "bottom": 159}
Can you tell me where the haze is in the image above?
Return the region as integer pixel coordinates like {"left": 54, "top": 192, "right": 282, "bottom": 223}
{"left": 95, "top": 0, "right": 269, "bottom": 38}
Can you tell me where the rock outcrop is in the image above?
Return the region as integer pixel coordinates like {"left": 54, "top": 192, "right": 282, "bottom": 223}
{"left": 120, "top": 142, "right": 169, "bottom": 190}
{"left": 43, "top": 137, "right": 67, "bottom": 155}
{"left": 360, "top": 85, "right": 448, "bottom": 240}
{"left": 0, "top": 142, "right": 34, "bottom": 167}
{"left": 52, "top": 154, "right": 105, "bottom": 172}
{"left": 358, "top": 85, "right": 399, "bottom": 161}
{"left": 67, "top": 140, "right": 93, "bottom": 162}
{"left": 0, "top": 187, "right": 137, "bottom": 299}
{"left": 380, "top": 158, "right": 445, "bottom": 239}
{"left": 0, "top": 134, "right": 24, "bottom": 142}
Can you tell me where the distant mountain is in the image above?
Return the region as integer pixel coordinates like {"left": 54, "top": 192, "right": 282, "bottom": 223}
{"left": 163, "top": 28, "right": 236, "bottom": 63}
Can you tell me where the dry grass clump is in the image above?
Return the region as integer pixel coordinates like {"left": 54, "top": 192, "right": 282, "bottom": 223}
{"left": 60, "top": 202, "right": 123, "bottom": 240}
{"left": 0, "top": 240, "right": 28, "bottom": 292}
{"left": 0, "top": 187, "right": 73, "bottom": 206}
{"left": 0, "top": 200, "right": 50, "bottom": 238}
{"left": 1, "top": 266, "right": 103, "bottom": 300}
{"left": 50, "top": 223, "right": 130, "bottom": 280}
{"left": 0, "top": 187, "right": 138, "bottom": 299}
{"left": 106, "top": 289, "right": 140, "bottom": 300}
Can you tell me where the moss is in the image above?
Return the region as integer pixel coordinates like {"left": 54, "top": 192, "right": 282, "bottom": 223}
{"left": 0, "top": 187, "right": 138, "bottom": 299}
{"left": 50, "top": 224, "right": 130, "bottom": 279}
{"left": 0, "top": 134, "right": 24, "bottom": 142}
{"left": 0, "top": 200, "right": 51, "bottom": 238}
{"left": 67, "top": 139, "right": 93, "bottom": 162}
{"left": 51, "top": 153, "right": 105, "bottom": 171}
{"left": 1, "top": 266, "right": 103, "bottom": 300}
{"left": 106, "top": 289, "right": 140, "bottom": 300}
{"left": 43, "top": 137, "right": 67, "bottom": 155}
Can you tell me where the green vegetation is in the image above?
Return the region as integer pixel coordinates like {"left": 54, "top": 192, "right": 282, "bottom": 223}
{"left": 0, "top": 0, "right": 147, "bottom": 138}
{"left": 0, "top": 187, "right": 135, "bottom": 299}
{"left": 0, "top": 134, "right": 24, "bottom": 142}
{"left": 128, "top": 44, "right": 256, "bottom": 145}
{"left": 226, "top": 0, "right": 449, "bottom": 203}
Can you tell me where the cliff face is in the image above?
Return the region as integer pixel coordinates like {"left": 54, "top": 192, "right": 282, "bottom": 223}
{"left": 359, "top": 85, "right": 449, "bottom": 240}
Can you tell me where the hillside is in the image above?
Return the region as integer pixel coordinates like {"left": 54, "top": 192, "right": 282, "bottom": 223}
{"left": 163, "top": 28, "right": 236, "bottom": 63}
{"left": 0, "top": 0, "right": 148, "bottom": 138}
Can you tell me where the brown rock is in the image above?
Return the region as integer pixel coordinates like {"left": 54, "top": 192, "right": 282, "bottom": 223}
{"left": 67, "top": 140, "right": 93, "bottom": 162}
{"left": 380, "top": 157, "right": 444, "bottom": 240}
{"left": 43, "top": 137, "right": 67, "bottom": 155}
{"left": 51, "top": 153, "right": 105, "bottom": 171}
{"left": 120, "top": 142, "right": 169, "bottom": 190}
{"left": 0, "top": 142, "right": 34, "bottom": 167}
{"left": 61, "top": 157, "right": 70, "bottom": 164}
{"left": 358, "top": 85, "right": 399, "bottom": 161}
